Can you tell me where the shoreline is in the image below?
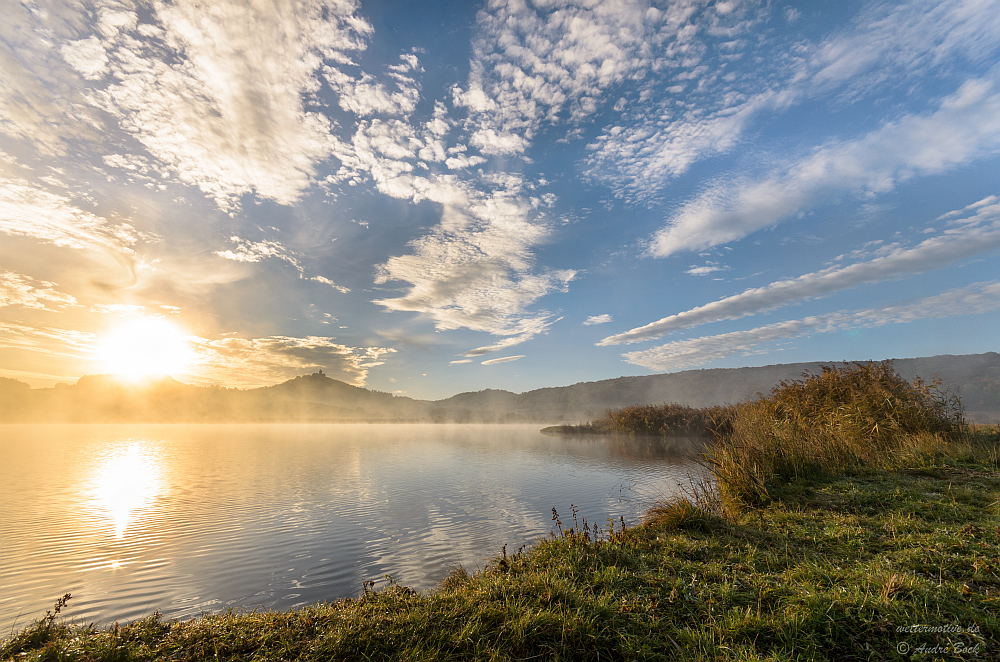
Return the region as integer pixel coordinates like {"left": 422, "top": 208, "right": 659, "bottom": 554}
{"left": 5, "top": 449, "right": 997, "bottom": 661}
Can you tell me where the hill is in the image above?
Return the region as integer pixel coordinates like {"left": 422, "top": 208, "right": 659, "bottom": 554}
{"left": 0, "top": 352, "right": 997, "bottom": 423}
{"left": 433, "top": 352, "right": 1000, "bottom": 423}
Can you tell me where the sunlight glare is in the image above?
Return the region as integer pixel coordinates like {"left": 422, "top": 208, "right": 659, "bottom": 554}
{"left": 92, "top": 443, "right": 163, "bottom": 539}
{"left": 98, "top": 318, "right": 193, "bottom": 380}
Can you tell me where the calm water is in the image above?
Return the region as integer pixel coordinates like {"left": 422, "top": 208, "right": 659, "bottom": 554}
{"left": 1, "top": 424, "right": 701, "bottom": 632}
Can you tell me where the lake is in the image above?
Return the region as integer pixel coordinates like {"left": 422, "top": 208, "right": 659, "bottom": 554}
{"left": 0, "top": 424, "right": 701, "bottom": 633}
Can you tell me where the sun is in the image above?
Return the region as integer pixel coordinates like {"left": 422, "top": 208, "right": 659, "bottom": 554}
{"left": 98, "top": 317, "right": 193, "bottom": 380}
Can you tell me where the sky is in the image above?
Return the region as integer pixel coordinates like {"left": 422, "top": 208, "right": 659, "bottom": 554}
{"left": 1, "top": 0, "right": 999, "bottom": 401}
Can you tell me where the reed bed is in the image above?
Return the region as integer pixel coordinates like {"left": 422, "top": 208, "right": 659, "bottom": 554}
{"left": 593, "top": 403, "right": 732, "bottom": 438}
{"left": 703, "top": 362, "right": 969, "bottom": 511}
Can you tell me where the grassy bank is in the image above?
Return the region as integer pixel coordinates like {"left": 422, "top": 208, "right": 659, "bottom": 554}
{"left": 4, "top": 364, "right": 998, "bottom": 661}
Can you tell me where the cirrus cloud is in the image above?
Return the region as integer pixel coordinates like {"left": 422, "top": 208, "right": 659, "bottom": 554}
{"left": 604, "top": 194, "right": 1000, "bottom": 345}
{"left": 481, "top": 355, "right": 525, "bottom": 365}
{"left": 648, "top": 75, "right": 1000, "bottom": 257}
{"left": 623, "top": 280, "right": 1000, "bottom": 371}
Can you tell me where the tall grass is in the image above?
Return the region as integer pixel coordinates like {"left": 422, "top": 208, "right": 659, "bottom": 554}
{"left": 595, "top": 403, "right": 732, "bottom": 437}
{"left": 704, "top": 361, "right": 968, "bottom": 511}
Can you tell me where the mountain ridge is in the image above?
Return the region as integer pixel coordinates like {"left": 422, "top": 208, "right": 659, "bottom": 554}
{"left": 1, "top": 352, "right": 997, "bottom": 423}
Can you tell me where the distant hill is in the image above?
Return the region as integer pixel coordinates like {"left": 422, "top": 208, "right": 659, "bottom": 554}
{"left": 434, "top": 352, "right": 1000, "bottom": 424}
{"left": 1, "top": 352, "right": 997, "bottom": 423}
{"left": 0, "top": 371, "right": 429, "bottom": 423}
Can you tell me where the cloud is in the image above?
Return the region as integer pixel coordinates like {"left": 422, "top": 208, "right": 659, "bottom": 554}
{"left": 806, "top": 0, "right": 1000, "bottom": 96}
{"left": 583, "top": 314, "right": 612, "bottom": 325}
{"left": 623, "top": 280, "right": 1000, "bottom": 371}
{"left": 186, "top": 336, "right": 395, "bottom": 388}
{"left": 0, "top": 1, "right": 108, "bottom": 155}
{"left": 0, "top": 271, "right": 78, "bottom": 310}
{"left": 481, "top": 355, "right": 525, "bottom": 365}
{"left": 86, "top": 0, "right": 372, "bottom": 211}
{"left": 309, "top": 276, "right": 350, "bottom": 294}
{"left": 0, "top": 321, "right": 96, "bottom": 360}
{"left": 324, "top": 95, "right": 574, "bottom": 352}
{"left": 215, "top": 236, "right": 349, "bottom": 292}
{"left": 463, "top": 333, "right": 536, "bottom": 357}
{"left": 0, "top": 172, "right": 139, "bottom": 255}
{"left": 215, "top": 237, "right": 296, "bottom": 265}
{"left": 456, "top": 0, "right": 705, "bottom": 155}
{"left": 60, "top": 37, "right": 109, "bottom": 80}
{"left": 648, "top": 76, "right": 1000, "bottom": 256}
{"left": 603, "top": 195, "right": 1000, "bottom": 344}
{"left": 324, "top": 53, "right": 421, "bottom": 117}
{"left": 90, "top": 304, "right": 147, "bottom": 315}
{"left": 586, "top": 0, "right": 1000, "bottom": 203}
{"left": 374, "top": 174, "right": 575, "bottom": 345}
{"left": 685, "top": 262, "right": 729, "bottom": 276}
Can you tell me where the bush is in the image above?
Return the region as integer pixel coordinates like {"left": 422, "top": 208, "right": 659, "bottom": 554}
{"left": 706, "top": 361, "right": 967, "bottom": 511}
{"left": 596, "top": 403, "right": 733, "bottom": 437}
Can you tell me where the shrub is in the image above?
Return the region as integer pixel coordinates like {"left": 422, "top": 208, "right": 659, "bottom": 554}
{"left": 705, "top": 361, "right": 967, "bottom": 511}
{"left": 596, "top": 403, "right": 733, "bottom": 437}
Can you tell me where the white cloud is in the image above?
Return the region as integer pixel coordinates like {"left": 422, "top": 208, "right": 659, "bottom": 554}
{"left": 586, "top": 0, "right": 1000, "bottom": 204}
{"left": 0, "top": 271, "right": 78, "bottom": 310}
{"left": 583, "top": 314, "right": 612, "bottom": 325}
{"left": 0, "top": 172, "right": 138, "bottom": 255}
{"left": 445, "top": 153, "right": 487, "bottom": 170}
{"left": 324, "top": 53, "right": 421, "bottom": 117}
{"left": 187, "top": 336, "right": 395, "bottom": 388}
{"left": 604, "top": 195, "right": 1000, "bottom": 345}
{"left": 457, "top": 0, "right": 706, "bottom": 156}
{"left": 806, "top": 0, "right": 1000, "bottom": 96}
{"left": 469, "top": 128, "right": 529, "bottom": 156}
{"left": 0, "top": 1, "right": 108, "bottom": 154}
{"left": 60, "top": 37, "right": 109, "bottom": 80}
{"left": 309, "top": 275, "right": 350, "bottom": 294}
{"left": 214, "top": 237, "right": 294, "bottom": 264}
{"left": 481, "top": 355, "right": 525, "bottom": 365}
{"left": 649, "top": 76, "right": 1000, "bottom": 257}
{"left": 685, "top": 262, "right": 729, "bottom": 276}
{"left": 374, "top": 183, "right": 576, "bottom": 343}
{"left": 463, "top": 333, "right": 535, "bottom": 357}
{"left": 102, "top": 153, "right": 162, "bottom": 184}
{"left": 623, "top": 280, "right": 1000, "bottom": 371}
{"left": 215, "top": 236, "right": 348, "bottom": 292}
{"left": 0, "top": 321, "right": 96, "bottom": 360}
{"left": 89, "top": 0, "right": 371, "bottom": 211}
{"left": 327, "top": 106, "right": 575, "bottom": 350}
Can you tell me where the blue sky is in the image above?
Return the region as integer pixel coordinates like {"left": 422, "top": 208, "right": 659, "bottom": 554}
{"left": 1, "top": 0, "right": 999, "bottom": 400}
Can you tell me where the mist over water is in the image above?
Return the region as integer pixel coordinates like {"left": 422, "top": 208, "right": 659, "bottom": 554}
{"left": 1, "top": 424, "right": 700, "bottom": 631}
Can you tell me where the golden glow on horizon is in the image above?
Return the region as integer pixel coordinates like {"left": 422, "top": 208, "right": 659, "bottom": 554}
{"left": 98, "top": 318, "right": 193, "bottom": 380}
{"left": 92, "top": 443, "right": 163, "bottom": 539}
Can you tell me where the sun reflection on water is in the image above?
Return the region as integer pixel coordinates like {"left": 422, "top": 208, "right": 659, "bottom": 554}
{"left": 91, "top": 443, "right": 164, "bottom": 539}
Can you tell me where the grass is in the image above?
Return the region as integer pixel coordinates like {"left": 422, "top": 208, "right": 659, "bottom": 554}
{"left": 704, "top": 361, "right": 969, "bottom": 512}
{"left": 542, "top": 403, "right": 730, "bottom": 438}
{"left": 4, "top": 363, "right": 998, "bottom": 661}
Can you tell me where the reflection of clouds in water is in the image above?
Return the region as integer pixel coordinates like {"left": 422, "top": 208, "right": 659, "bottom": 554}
{"left": 345, "top": 429, "right": 695, "bottom": 590}
{"left": 4, "top": 424, "right": 699, "bottom": 628}
{"left": 91, "top": 443, "right": 163, "bottom": 538}
{"left": 364, "top": 484, "right": 553, "bottom": 589}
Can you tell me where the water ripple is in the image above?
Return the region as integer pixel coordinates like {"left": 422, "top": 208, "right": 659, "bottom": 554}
{"left": 1, "top": 424, "right": 696, "bottom": 630}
